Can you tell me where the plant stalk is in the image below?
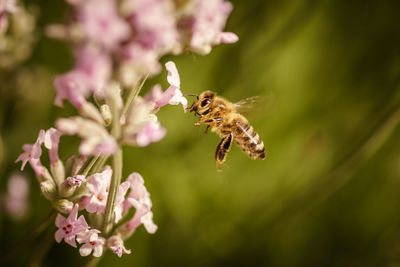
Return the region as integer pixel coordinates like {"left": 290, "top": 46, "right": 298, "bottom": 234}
{"left": 102, "top": 85, "right": 123, "bottom": 236}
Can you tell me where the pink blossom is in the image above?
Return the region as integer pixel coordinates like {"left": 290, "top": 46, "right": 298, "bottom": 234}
{"left": 15, "top": 130, "right": 46, "bottom": 176}
{"left": 54, "top": 71, "right": 90, "bottom": 108}
{"left": 54, "top": 46, "right": 111, "bottom": 108}
{"left": 154, "top": 61, "right": 187, "bottom": 111}
{"left": 82, "top": 167, "right": 112, "bottom": 214}
{"left": 107, "top": 235, "right": 131, "bottom": 257}
{"left": 120, "top": 43, "right": 161, "bottom": 84}
{"left": 125, "top": 199, "right": 157, "bottom": 234}
{"left": 55, "top": 204, "right": 89, "bottom": 247}
{"left": 74, "top": 45, "right": 112, "bottom": 97}
{"left": 56, "top": 117, "right": 118, "bottom": 156}
{"left": 77, "top": 0, "right": 130, "bottom": 50}
{"left": 122, "top": 172, "right": 157, "bottom": 234}
{"left": 77, "top": 229, "right": 105, "bottom": 257}
{"left": 44, "top": 128, "right": 61, "bottom": 164}
{"left": 135, "top": 120, "right": 166, "bottom": 147}
{"left": 4, "top": 173, "right": 29, "bottom": 219}
{"left": 123, "top": 96, "right": 166, "bottom": 147}
{"left": 184, "top": 0, "right": 237, "bottom": 54}
{"left": 114, "top": 181, "right": 131, "bottom": 223}
{"left": 127, "top": 0, "right": 178, "bottom": 52}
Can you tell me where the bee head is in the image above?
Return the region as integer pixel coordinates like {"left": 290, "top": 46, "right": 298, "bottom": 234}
{"left": 189, "top": 91, "right": 215, "bottom": 114}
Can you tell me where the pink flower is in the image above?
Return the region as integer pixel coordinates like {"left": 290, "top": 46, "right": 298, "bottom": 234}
{"left": 44, "top": 128, "right": 61, "bottom": 164}
{"left": 122, "top": 172, "right": 157, "bottom": 234}
{"left": 126, "top": 199, "right": 157, "bottom": 234}
{"left": 3, "top": 173, "right": 29, "bottom": 219}
{"left": 183, "top": 0, "right": 238, "bottom": 54}
{"left": 54, "top": 45, "right": 111, "bottom": 108}
{"left": 114, "top": 181, "right": 131, "bottom": 223}
{"left": 77, "top": 0, "right": 130, "bottom": 50}
{"left": 123, "top": 96, "right": 166, "bottom": 147}
{"left": 82, "top": 167, "right": 112, "bottom": 214}
{"left": 135, "top": 120, "right": 166, "bottom": 147}
{"left": 15, "top": 130, "right": 46, "bottom": 176}
{"left": 54, "top": 71, "right": 90, "bottom": 108}
{"left": 56, "top": 117, "right": 118, "bottom": 156}
{"left": 127, "top": 0, "right": 178, "bottom": 52}
{"left": 119, "top": 42, "right": 161, "bottom": 85}
{"left": 55, "top": 204, "right": 89, "bottom": 247}
{"left": 77, "top": 229, "right": 105, "bottom": 257}
{"left": 107, "top": 235, "right": 131, "bottom": 258}
{"left": 154, "top": 61, "right": 187, "bottom": 111}
{"left": 74, "top": 45, "right": 112, "bottom": 97}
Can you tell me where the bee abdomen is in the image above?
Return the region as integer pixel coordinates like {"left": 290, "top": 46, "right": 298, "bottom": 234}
{"left": 233, "top": 122, "right": 266, "bottom": 159}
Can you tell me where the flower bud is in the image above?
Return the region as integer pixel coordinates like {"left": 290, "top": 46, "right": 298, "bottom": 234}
{"left": 100, "top": 104, "right": 112, "bottom": 126}
{"left": 79, "top": 102, "right": 105, "bottom": 125}
{"left": 40, "top": 180, "right": 57, "bottom": 200}
{"left": 59, "top": 175, "right": 86, "bottom": 197}
{"left": 39, "top": 167, "right": 54, "bottom": 183}
{"left": 50, "top": 159, "right": 65, "bottom": 187}
{"left": 53, "top": 199, "right": 74, "bottom": 214}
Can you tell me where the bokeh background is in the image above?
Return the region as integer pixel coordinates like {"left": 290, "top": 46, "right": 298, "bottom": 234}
{"left": 1, "top": 0, "right": 400, "bottom": 266}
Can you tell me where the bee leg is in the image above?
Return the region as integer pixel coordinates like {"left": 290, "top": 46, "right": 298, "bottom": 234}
{"left": 205, "top": 125, "right": 210, "bottom": 134}
{"left": 196, "top": 117, "right": 223, "bottom": 127}
{"left": 215, "top": 133, "right": 233, "bottom": 171}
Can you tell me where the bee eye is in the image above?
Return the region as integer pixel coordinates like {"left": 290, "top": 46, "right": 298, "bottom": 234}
{"left": 200, "top": 99, "right": 211, "bottom": 107}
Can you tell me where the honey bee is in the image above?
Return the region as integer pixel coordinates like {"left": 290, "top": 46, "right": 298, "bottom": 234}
{"left": 189, "top": 91, "right": 266, "bottom": 170}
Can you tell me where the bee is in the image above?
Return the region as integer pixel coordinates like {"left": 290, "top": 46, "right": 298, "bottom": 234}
{"left": 189, "top": 91, "right": 266, "bottom": 170}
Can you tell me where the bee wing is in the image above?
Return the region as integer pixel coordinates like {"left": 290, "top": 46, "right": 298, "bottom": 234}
{"left": 233, "top": 96, "right": 265, "bottom": 114}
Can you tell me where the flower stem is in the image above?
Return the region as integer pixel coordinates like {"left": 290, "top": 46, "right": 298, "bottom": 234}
{"left": 122, "top": 74, "right": 148, "bottom": 117}
{"left": 80, "top": 155, "right": 100, "bottom": 176}
{"left": 102, "top": 147, "right": 122, "bottom": 235}
{"left": 102, "top": 85, "right": 123, "bottom": 236}
{"left": 89, "top": 155, "right": 108, "bottom": 175}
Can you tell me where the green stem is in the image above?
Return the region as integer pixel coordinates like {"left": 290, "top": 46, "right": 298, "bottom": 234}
{"left": 122, "top": 74, "right": 148, "bottom": 117}
{"left": 102, "top": 85, "right": 123, "bottom": 236}
{"left": 80, "top": 155, "right": 100, "bottom": 176}
{"left": 102, "top": 147, "right": 122, "bottom": 235}
{"left": 89, "top": 155, "right": 108, "bottom": 175}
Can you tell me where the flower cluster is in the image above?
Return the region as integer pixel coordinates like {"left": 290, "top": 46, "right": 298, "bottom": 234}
{"left": 47, "top": 0, "right": 238, "bottom": 90}
{"left": 15, "top": 62, "right": 179, "bottom": 258}
{"left": 16, "top": 0, "right": 238, "bottom": 261}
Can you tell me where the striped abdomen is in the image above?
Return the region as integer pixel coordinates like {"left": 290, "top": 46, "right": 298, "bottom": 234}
{"left": 232, "top": 118, "right": 265, "bottom": 159}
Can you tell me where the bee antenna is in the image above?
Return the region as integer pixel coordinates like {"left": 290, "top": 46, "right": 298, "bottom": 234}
{"left": 184, "top": 94, "right": 199, "bottom": 99}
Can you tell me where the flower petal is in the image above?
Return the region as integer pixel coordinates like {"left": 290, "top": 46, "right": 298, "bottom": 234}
{"left": 55, "top": 229, "right": 64, "bottom": 243}
{"left": 79, "top": 244, "right": 93, "bottom": 256}
{"left": 93, "top": 244, "right": 104, "bottom": 257}
{"left": 219, "top": 32, "right": 239, "bottom": 44}
{"left": 165, "top": 61, "right": 180, "bottom": 87}
{"left": 55, "top": 214, "right": 66, "bottom": 227}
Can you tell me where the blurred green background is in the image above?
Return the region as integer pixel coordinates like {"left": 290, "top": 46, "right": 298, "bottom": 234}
{"left": 2, "top": 0, "right": 400, "bottom": 266}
